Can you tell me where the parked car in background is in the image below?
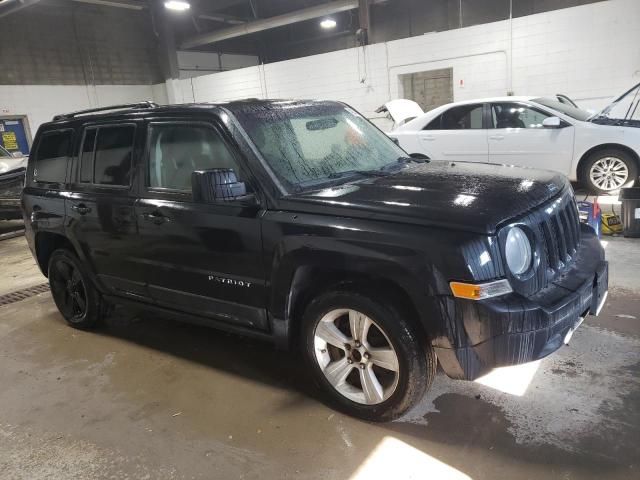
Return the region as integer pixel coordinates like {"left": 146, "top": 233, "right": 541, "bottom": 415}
{"left": 22, "top": 100, "right": 607, "bottom": 421}
{"left": 380, "top": 84, "right": 640, "bottom": 195}
{"left": 0, "top": 145, "right": 27, "bottom": 220}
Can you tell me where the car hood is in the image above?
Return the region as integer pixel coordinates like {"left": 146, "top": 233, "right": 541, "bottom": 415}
{"left": 281, "top": 161, "right": 568, "bottom": 234}
{"left": 375, "top": 99, "right": 424, "bottom": 129}
{"left": 589, "top": 81, "right": 640, "bottom": 126}
{"left": 0, "top": 156, "right": 27, "bottom": 176}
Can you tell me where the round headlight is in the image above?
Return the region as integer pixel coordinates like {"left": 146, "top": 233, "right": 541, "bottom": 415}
{"left": 505, "top": 227, "right": 532, "bottom": 275}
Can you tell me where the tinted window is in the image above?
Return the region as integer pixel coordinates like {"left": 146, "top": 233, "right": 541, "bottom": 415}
{"left": 34, "top": 130, "right": 72, "bottom": 183}
{"left": 94, "top": 126, "right": 134, "bottom": 186}
{"left": 148, "top": 124, "right": 241, "bottom": 191}
{"left": 434, "top": 104, "right": 484, "bottom": 130}
{"left": 492, "top": 103, "right": 551, "bottom": 128}
{"left": 423, "top": 116, "right": 442, "bottom": 130}
{"left": 80, "top": 128, "right": 96, "bottom": 183}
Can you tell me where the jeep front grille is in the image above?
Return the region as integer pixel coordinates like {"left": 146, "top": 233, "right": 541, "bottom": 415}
{"left": 540, "top": 193, "right": 581, "bottom": 271}
{"left": 511, "top": 189, "right": 582, "bottom": 296}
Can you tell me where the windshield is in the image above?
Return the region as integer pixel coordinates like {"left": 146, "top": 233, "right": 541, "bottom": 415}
{"left": 233, "top": 101, "right": 407, "bottom": 192}
{"left": 0, "top": 145, "right": 11, "bottom": 158}
{"left": 532, "top": 97, "right": 591, "bottom": 121}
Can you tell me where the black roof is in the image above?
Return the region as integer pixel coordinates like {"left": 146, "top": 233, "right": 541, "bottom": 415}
{"left": 46, "top": 98, "right": 331, "bottom": 127}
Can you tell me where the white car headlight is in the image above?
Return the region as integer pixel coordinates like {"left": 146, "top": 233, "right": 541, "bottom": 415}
{"left": 505, "top": 226, "right": 532, "bottom": 275}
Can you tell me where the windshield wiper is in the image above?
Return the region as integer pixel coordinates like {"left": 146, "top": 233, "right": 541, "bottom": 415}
{"left": 327, "top": 169, "right": 389, "bottom": 179}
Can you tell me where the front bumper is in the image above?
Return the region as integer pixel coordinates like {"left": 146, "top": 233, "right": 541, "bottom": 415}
{"left": 435, "top": 228, "right": 608, "bottom": 380}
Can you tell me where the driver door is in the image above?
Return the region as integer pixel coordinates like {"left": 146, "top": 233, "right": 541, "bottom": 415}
{"left": 488, "top": 102, "right": 574, "bottom": 175}
{"left": 134, "top": 118, "right": 267, "bottom": 330}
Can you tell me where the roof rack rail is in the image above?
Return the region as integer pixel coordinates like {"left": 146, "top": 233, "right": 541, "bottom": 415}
{"left": 52, "top": 101, "right": 159, "bottom": 121}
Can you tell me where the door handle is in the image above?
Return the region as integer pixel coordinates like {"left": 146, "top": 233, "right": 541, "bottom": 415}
{"left": 71, "top": 204, "right": 91, "bottom": 215}
{"left": 142, "top": 211, "right": 170, "bottom": 225}
{"left": 421, "top": 135, "right": 436, "bottom": 141}
{"left": 489, "top": 135, "right": 505, "bottom": 141}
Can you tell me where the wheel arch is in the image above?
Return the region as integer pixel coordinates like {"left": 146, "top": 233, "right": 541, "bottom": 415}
{"left": 273, "top": 262, "right": 433, "bottom": 350}
{"left": 34, "top": 231, "right": 75, "bottom": 277}
{"left": 577, "top": 143, "right": 640, "bottom": 179}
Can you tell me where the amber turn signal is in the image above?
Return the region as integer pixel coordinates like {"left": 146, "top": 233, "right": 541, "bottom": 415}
{"left": 450, "top": 279, "right": 512, "bottom": 300}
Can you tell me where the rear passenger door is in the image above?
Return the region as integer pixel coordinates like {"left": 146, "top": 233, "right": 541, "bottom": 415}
{"left": 418, "top": 103, "right": 489, "bottom": 162}
{"left": 134, "top": 119, "right": 266, "bottom": 330}
{"left": 23, "top": 129, "right": 74, "bottom": 246}
{"left": 66, "top": 122, "right": 147, "bottom": 300}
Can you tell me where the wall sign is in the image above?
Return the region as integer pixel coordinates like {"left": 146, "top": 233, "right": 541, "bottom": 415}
{"left": 2, "top": 131, "right": 18, "bottom": 150}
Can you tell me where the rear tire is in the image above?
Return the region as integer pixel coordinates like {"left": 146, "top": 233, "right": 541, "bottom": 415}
{"left": 581, "top": 148, "right": 637, "bottom": 195}
{"left": 301, "top": 290, "right": 436, "bottom": 422}
{"left": 48, "top": 249, "right": 104, "bottom": 329}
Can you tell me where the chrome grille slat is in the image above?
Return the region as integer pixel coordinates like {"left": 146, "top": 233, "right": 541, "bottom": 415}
{"left": 559, "top": 207, "right": 574, "bottom": 256}
{"left": 541, "top": 221, "right": 559, "bottom": 270}
{"left": 567, "top": 199, "right": 581, "bottom": 250}
{"left": 552, "top": 215, "right": 567, "bottom": 264}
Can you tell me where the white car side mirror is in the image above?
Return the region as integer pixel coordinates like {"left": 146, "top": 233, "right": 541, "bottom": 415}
{"left": 11, "top": 151, "right": 23, "bottom": 157}
{"left": 542, "top": 116, "right": 562, "bottom": 128}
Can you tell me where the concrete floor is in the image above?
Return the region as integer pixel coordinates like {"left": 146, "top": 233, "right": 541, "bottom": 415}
{"left": 0, "top": 219, "right": 638, "bottom": 480}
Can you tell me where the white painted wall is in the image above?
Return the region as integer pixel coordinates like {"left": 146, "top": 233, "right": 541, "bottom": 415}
{"left": 0, "top": 84, "right": 156, "bottom": 134}
{"left": 4, "top": 0, "right": 636, "bottom": 136}
{"left": 154, "top": 0, "right": 640, "bottom": 130}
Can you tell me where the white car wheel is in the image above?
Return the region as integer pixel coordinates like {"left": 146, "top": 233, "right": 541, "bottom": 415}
{"left": 589, "top": 157, "right": 629, "bottom": 192}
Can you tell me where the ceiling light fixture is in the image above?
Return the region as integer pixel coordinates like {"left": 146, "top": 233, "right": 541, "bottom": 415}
{"left": 320, "top": 18, "right": 337, "bottom": 29}
{"left": 164, "top": 0, "right": 191, "bottom": 11}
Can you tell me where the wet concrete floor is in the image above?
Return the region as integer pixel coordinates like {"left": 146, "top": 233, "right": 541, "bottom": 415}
{"left": 0, "top": 228, "right": 638, "bottom": 479}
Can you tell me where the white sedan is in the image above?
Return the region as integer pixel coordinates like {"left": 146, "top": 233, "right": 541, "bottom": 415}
{"left": 380, "top": 86, "right": 640, "bottom": 195}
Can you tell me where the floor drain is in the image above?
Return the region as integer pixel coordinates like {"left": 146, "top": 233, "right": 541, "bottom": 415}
{"left": 0, "top": 283, "right": 50, "bottom": 306}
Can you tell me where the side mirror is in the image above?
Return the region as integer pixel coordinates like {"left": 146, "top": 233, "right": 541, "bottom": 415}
{"left": 542, "top": 116, "right": 562, "bottom": 128}
{"left": 11, "top": 151, "right": 23, "bottom": 158}
{"left": 192, "top": 168, "right": 251, "bottom": 203}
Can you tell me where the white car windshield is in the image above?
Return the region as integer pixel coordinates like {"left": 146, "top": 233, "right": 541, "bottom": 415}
{"left": 234, "top": 101, "right": 408, "bottom": 192}
{"left": 532, "top": 98, "right": 591, "bottom": 122}
{"left": 533, "top": 97, "right": 591, "bottom": 121}
{"left": 0, "top": 146, "right": 11, "bottom": 158}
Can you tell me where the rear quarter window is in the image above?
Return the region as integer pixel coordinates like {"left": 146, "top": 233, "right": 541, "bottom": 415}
{"left": 33, "top": 130, "right": 73, "bottom": 184}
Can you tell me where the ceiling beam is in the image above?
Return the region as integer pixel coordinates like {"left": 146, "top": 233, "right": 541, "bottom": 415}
{"left": 70, "top": 0, "right": 146, "bottom": 10}
{"left": 181, "top": 0, "right": 359, "bottom": 50}
{"left": 198, "top": 13, "right": 247, "bottom": 25}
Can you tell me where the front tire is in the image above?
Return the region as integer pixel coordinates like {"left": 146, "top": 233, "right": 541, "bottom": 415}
{"left": 581, "top": 148, "right": 637, "bottom": 195}
{"left": 302, "top": 290, "right": 436, "bottom": 422}
{"left": 48, "top": 249, "right": 104, "bottom": 329}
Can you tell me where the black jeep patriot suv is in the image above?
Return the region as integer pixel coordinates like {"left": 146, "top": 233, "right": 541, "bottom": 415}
{"left": 22, "top": 100, "right": 608, "bottom": 421}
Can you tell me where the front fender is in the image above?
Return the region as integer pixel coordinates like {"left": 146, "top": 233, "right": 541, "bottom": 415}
{"left": 261, "top": 211, "right": 500, "bottom": 346}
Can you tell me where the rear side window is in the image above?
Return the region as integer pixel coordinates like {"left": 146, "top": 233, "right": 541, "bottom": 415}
{"left": 78, "top": 125, "right": 135, "bottom": 187}
{"left": 34, "top": 130, "right": 72, "bottom": 183}
{"left": 425, "top": 104, "right": 484, "bottom": 130}
{"left": 442, "top": 104, "right": 484, "bottom": 129}
{"left": 424, "top": 116, "right": 442, "bottom": 130}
